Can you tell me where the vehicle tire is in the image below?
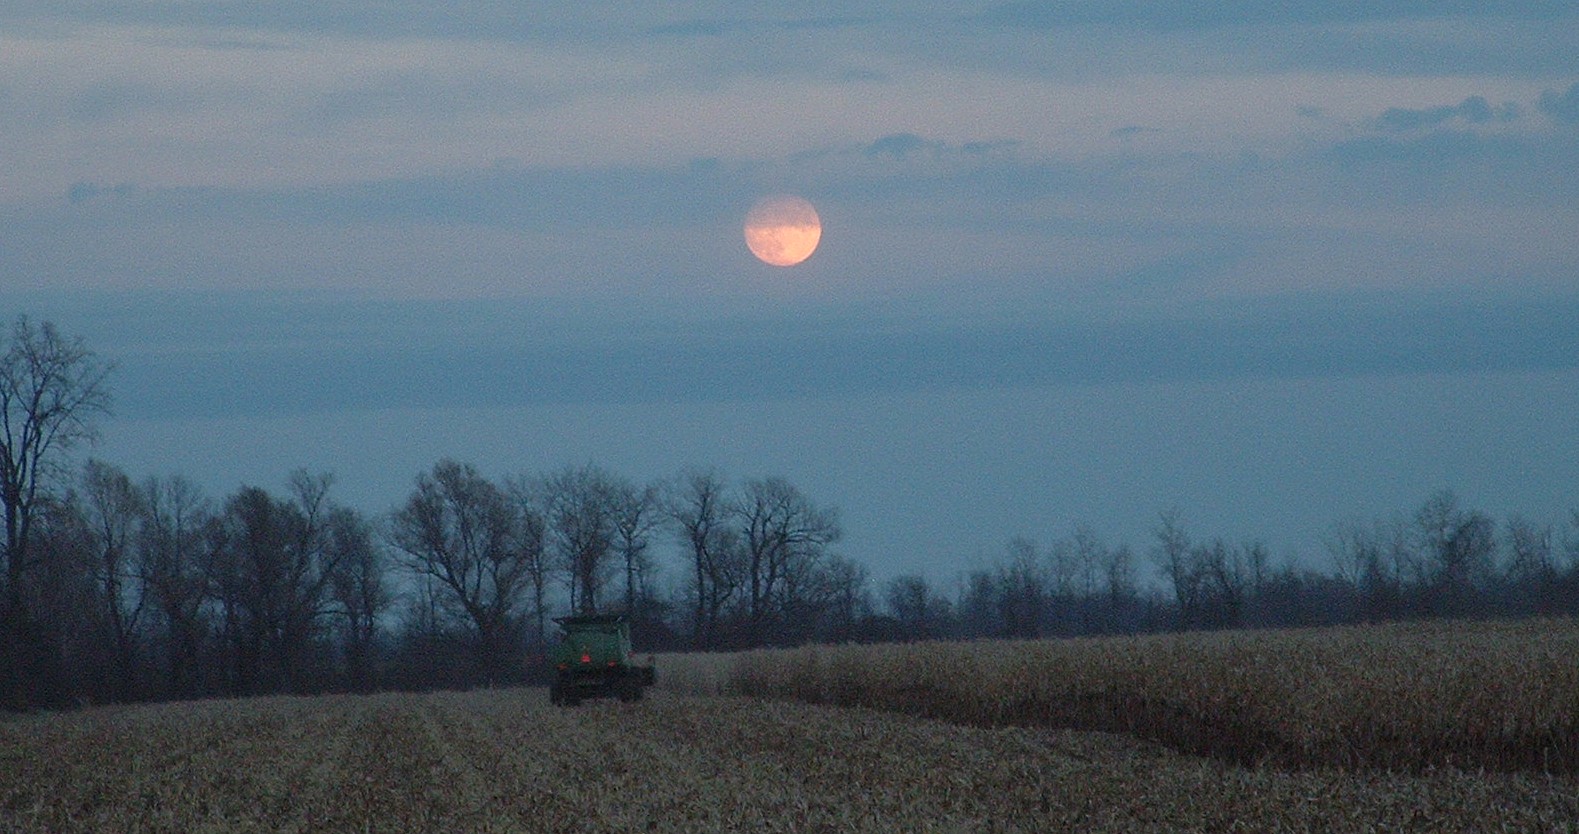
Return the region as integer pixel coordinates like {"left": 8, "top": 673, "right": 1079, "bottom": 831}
{"left": 553, "top": 675, "right": 580, "bottom": 707}
{"left": 617, "top": 675, "right": 640, "bottom": 703}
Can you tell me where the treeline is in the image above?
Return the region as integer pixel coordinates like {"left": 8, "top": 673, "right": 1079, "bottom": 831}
{"left": 875, "top": 495, "right": 1579, "bottom": 643}
{"left": 0, "top": 315, "right": 865, "bottom": 707}
{"left": 4, "top": 316, "right": 1579, "bottom": 710}
{"left": 1, "top": 456, "right": 866, "bottom": 707}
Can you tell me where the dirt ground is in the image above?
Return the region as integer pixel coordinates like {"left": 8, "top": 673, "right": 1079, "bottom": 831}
{"left": 3, "top": 689, "right": 1576, "bottom": 833}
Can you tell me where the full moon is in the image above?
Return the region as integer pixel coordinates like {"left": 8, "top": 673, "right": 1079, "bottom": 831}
{"left": 744, "top": 195, "right": 821, "bottom": 267}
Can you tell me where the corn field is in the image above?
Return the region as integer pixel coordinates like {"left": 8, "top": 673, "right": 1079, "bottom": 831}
{"left": 4, "top": 687, "right": 1578, "bottom": 832}
{"left": 5, "top": 619, "right": 1579, "bottom": 832}
{"left": 661, "top": 617, "right": 1579, "bottom": 773}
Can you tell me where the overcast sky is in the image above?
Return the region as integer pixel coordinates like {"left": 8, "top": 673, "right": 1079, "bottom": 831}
{"left": 3, "top": 2, "right": 1577, "bottom": 585}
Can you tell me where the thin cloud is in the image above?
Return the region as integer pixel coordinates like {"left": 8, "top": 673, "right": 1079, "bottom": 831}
{"left": 1538, "top": 81, "right": 1579, "bottom": 124}
{"left": 1372, "top": 95, "right": 1517, "bottom": 133}
{"left": 70, "top": 290, "right": 1579, "bottom": 420}
{"left": 971, "top": 0, "right": 1574, "bottom": 31}
{"left": 864, "top": 133, "right": 933, "bottom": 158}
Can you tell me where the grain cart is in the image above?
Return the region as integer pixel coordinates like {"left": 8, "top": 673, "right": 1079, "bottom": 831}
{"left": 548, "top": 614, "right": 656, "bottom": 706}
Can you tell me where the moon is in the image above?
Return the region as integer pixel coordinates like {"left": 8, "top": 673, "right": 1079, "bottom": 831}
{"left": 744, "top": 195, "right": 821, "bottom": 267}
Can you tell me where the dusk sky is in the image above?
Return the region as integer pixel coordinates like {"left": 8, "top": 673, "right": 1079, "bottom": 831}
{"left": 3, "top": 2, "right": 1577, "bottom": 585}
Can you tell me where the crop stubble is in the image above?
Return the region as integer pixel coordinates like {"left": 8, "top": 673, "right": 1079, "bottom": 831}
{"left": 4, "top": 687, "right": 1577, "bottom": 833}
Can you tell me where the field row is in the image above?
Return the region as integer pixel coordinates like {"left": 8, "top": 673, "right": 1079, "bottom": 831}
{"left": 657, "top": 618, "right": 1579, "bottom": 773}
{"left": 5, "top": 688, "right": 1578, "bottom": 832}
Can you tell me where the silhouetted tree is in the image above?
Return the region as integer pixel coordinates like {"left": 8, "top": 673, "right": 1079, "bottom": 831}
{"left": 503, "top": 476, "right": 552, "bottom": 646}
{"left": 1068, "top": 526, "right": 1105, "bottom": 633}
{"left": 1152, "top": 510, "right": 1202, "bottom": 628}
{"left": 1000, "top": 537, "right": 1047, "bottom": 638}
{"left": 20, "top": 498, "right": 99, "bottom": 706}
{"left": 1331, "top": 517, "right": 1414, "bottom": 622}
{"left": 137, "top": 474, "right": 213, "bottom": 698}
{"left": 1103, "top": 543, "right": 1142, "bottom": 632}
{"left": 206, "top": 473, "right": 341, "bottom": 695}
{"left": 886, "top": 574, "right": 950, "bottom": 641}
{"left": 666, "top": 470, "right": 738, "bottom": 648}
{"left": 0, "top": 317, "right": 112, "bottom": 707}
{"left": 609, "top": 476, "right": 660, "bottom": 619}
{"left": 79, "top": 459, "right": 147, "bottom": 700}
{"left": 327, "top": 506, "right": 386, "bottom": 691}
{"left": 389, "top": 460, "right": 530, "bottom": 681}
{"left": 818, "top": 555, "right": 871, "bottom": 642}
{"left": 542, "top": 464, "right": 619, "bottom": 615}
{"left": 1415, "top": 490, "right": 1496, "bottom": 616}
{"left": 956, "top": 569, "right": 1001, "bottom": 638}
{"left": 1193, "top": 539, "right": 1247, "bottom": 628}
{"left": 1500, "top": 514, "right": 1558, "bottom": 616}
{"left": 735, "top": 476, "right": 841, "bottom": 644}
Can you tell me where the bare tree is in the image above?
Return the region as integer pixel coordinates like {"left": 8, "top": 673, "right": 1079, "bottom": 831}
{"left": 79, "top": 459, "right": 147, "bottom": 700}
{"left": 956, "top": 569, "right": 1001, "bottom": 638}
{"left": 775, "top": 546, "right": 860, "bottom": 645}
{"left": 734, "top": 476, "right": 841, "bottom": 643}
{"left": 1504, "top": 514, "right": 1558, "bottom": 615}
{"left": 503, "top": 476, "right": 552, "bottom": 646}
{"left": 1104, "top": 544, "right": 1137, "bottom": 604}
{"left": 279, "top": 471, "right": 341, "bottom": 688}
{"left": 886, "top": 574, "right": 949, "bottom": 640}
{"left": 1102, "top": 543, "right": 1141, "bottom": 632}
{"left": 1069, "top": 525, "right": 1107, "bottom": 633}
{"left": 17, "top": 496, "right": 98, "bottom": 706}
{"left": 0, "top": 316, "right": 113, "bottom": 703}
{"left": 137, "top": 474, "right": 212, "bottom": 698}
{"left": 1000, "top": 536, "right": 1047, "bottom": 638}
{"left": 819, "top": 555, "right": 870, "bottom": 641}
{"left": 326, "top": 506, "right": 387, "bottom": 691}
{"left": 1152, "top": 510, "right": 1201, "bottom": 627}
{"left": 1504, "top": 514, "right": 1555, "bottom": 581}
{"left": 666, "top": 470, "right": 738, "bottom": 647}
{"left": 1414, "top": 489, "right": 1496, "bottom": 615}
{"left": 389, "top": 460, "right": 531, "bottom": 679}
{"left": 1328, "top": 520, "right": 1375, "bottom": 592}
{"left": 1194, "top": 539, "right": 1248, "bottom": 628}
{"left": 542, "top": 464, "right": 618, "bottom": 615}
{"left": 1070, "top": 526, "right": 1104, "bottom": 600}
{"left": 206, "top": 474, "right": 342, "bottom": 695}
{"left": 609, "top": 477, "right": 661, "bottom": 619}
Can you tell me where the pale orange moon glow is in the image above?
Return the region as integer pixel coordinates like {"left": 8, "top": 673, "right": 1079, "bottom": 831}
{"left": 744, "top": 195, "right": 821, "bottom": 267}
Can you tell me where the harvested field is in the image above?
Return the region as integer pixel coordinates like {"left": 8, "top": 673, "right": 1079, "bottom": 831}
{"left": 3, "top": 688, "right": 1578, "bottom": 833}
{"left": 660, "top": 618, "right": 1579, "bottom": 773}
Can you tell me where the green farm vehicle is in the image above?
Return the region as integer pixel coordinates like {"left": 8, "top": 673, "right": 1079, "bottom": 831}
{"left": 548, "top": 614, "right": 656, "bottom": 706}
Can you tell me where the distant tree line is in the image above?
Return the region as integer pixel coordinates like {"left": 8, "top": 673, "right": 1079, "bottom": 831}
{"left": 873, "top": 498, "right": 1579, "bottom": 645}
{"left": 3, "top": 316, "right": 1578, "bottom": 709}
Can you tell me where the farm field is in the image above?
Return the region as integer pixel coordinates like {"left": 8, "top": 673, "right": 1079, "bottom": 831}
{"left": 4, "top": 686, "right": 1578, "bottom": 833}
{"left": 662, "top": 617, "right": 1579, "bottom": 773}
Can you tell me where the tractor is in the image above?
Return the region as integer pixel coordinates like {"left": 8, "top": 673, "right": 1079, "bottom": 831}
{"left": 548, "top": 614, "right": 656, "bottom": 706}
